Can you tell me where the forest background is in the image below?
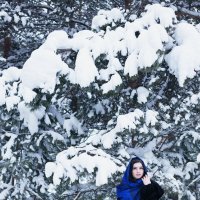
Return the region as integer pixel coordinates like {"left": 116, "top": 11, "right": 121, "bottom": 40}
{"left": 0, "top": 0, "right": 200, "bottom": 199}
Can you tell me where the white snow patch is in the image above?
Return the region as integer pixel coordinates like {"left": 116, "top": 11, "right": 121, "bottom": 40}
{"left": 18, "top": 102, "right": 46, "bottom": 134}
{"left": 63, "top": 115, "right": 84, "bottom": 136}
{"left": 165, "top": 23, "right": 200, "bottom": 86}
{"left": 45, "top": 145, "right": 124, "bottom": 186}
{"left": 101, "top": 72, "right": 122, "bottom": 93}
{"left": 92, "top": 8, "right": 125, "bottom": 30}
{"left": 5, "top": 96, "right": 20, "bottom": 112}
{"left": 75, "top": 48, "right": 99, "bottom": 87}
{"left": 146, "top": 110, "right": 158, "bottom": 126}
{"left": 137, "top": 86, "right": 149, "bottom": 103}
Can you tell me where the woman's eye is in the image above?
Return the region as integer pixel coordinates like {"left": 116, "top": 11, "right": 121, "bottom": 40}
{"left": 133, "top": 167, "right": 143, "bottom": 170}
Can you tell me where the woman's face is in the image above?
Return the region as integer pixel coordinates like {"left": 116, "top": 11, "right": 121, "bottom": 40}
{"left": 132, "top": 162, "right": 144, "bottom": 179}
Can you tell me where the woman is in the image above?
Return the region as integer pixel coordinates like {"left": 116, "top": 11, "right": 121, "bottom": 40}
{"left": 116, "top": 157, "right": 164, "bottom": 200}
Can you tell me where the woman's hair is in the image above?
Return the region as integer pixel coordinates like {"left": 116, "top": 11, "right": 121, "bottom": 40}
{"left": 129, "top": 158, "right": 146, "bottom": 182}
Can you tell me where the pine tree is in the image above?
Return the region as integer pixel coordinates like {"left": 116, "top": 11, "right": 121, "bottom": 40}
{"left": 0, "top": 2, "right": 200, "bottom": 200}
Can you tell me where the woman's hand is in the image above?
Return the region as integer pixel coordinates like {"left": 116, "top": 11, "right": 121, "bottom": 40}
{"left": 142, "top": 175, "right": 151, "bottom": 185}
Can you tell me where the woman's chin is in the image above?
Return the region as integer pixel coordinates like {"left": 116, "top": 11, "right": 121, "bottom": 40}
{"left": 135, "top": 176, "right": 142, "bottom": 179}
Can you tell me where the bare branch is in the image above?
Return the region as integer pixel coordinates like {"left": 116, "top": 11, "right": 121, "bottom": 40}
{"left": 21, "top": 4, "right": 54, "bottom": 11}
{"left": 70, "top": 19, "right": 91, "bottom": 29}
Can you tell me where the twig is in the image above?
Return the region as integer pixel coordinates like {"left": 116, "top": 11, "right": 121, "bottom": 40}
{"left": 73, "top": 191, "right": 81, "bottom": 200}
{"left": 70, "top": 19, "right": 91, "bottom": 29}
{"left": 26, "top": 188, "right": 43, "bottom": 199}
{"left": 187, "top": 175, "right": 200, "bottom": 188}
{"left": 21, "top": 4, "right": 54, "bottom": 11}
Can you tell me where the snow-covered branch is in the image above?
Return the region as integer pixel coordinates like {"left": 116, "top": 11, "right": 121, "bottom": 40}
{"left": 21, "top": 4, "right": 54, "bottom": 11}
{"left": 47, "top": 105, "right": 65, "bottom": 126}
{"left": 176, "top": 7, "right": 200, "bottom": 19}
{"left": 147, "top": 76, "right": 169, "bottom": 109}
{"left": 70, "top": 19, "right": 91, "bottom": 29}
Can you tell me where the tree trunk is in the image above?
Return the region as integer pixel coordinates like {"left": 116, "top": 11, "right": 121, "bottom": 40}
{"left": 3, "top": 36, "right": 11, "bottom": 59}
{"left": 124, "top": 0, "right": 132, "bottom": 10}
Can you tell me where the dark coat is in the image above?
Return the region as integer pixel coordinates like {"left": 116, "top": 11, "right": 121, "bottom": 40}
{"left": 140, "top": 180, "right": 164, "bottom": 200}
{"left": 117, "top": 180, "right": 164, "bottom": 200}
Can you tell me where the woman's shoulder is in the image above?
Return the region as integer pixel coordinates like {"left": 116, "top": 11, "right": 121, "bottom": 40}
{"left": 140, "top": 179, "right": 164, "bottom": 200}
{"left": 150, "top": 179, "right": 164, "bottom": 190}
{"left": 140, "top": 179, "right": 164, "bottom": 192}
{"left": 150, "top": 179, "right": 161, "bottom": 186}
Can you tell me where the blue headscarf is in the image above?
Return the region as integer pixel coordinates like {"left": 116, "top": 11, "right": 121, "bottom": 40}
{"left": 116, "top": 157, "right": 148, "bottom": 200}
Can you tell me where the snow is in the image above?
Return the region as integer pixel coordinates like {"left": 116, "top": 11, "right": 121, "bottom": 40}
{"left": 70, "top": 30, "right": 96, "bottom": 51}
{"left": 45, "top": 145, "right": 125, "bottom": 186}
{"left": 146, "top": 24, "right": 169, "bottom": 50}
{"left": 36, "top": 131, "right": 65, "bottom": 146}
{"left": 124, "top": 24, "right": 169, "bottom": 75}
{"left": 178, "top": 131, "right": 200, "bottom": 144}
{"left": 19, "top": 30, "right": 71, "bottom": 103}
{"left": 0, "top": 57, "right": 6, "bottom": 62}
{"left": 63, "top": 115, "right": 84, "bottom": 137}
{"left": 92, "top": 8, "right": 125, "bottom": 30}
{"left": 0, "top": 185, "right": 13, "bottom": 200}
{"left": 18, "top": 102, "right": 46, "bottom": 134}
{"left": 1, "top": 3, "right": 200, "bottom": 196}
{"left": 47, "top": 184, "right": 56, "bottom": 194}
{"left": 117, "top": 148, "right": 130, "bottom": 159}
{"left": 145, "top": 110, "right": 158, "bottom": 126}
{"left": 14, "top": 14, "right": 20, "bottom": 23}
{"left": 18, "top": 86, "right": 37, "bottom": 103}
{"left": 21, "top": 17, "right": 28, "bottom": 26}
{"left": 139, "top": 124, "right": 149, "bottom": 134}
{"left": 190, "top": 92, "right": 200, "bottom": 104}
{"left": 165, "top": 22, "right": 200, "bottom": 86}
{"left": 138, "top": 44, "right": 157, "bottom": 67}
{"left": 21, "top": 45, "right": 69, "bottom": 93}
{"left": 0, "top": 67, "right": 21, "bottom": 107}
{"left": 101, "top": 72, "right": 122, "bottom": 93}
{"left": 0, "top": 10, "right": 12, "bottom": 22}
{"left": 87, "top": 108, "right": 158, "bottom": 150}
{"left": 186, "top": 191, "right": 196, "bottom": 200}
{"left": 14, "top": 4, "right": 197, "bottom": 96}
{"left": 45, "top": 162, "right": 57, "bottom": 178}
{"left": 124, "top": 52, "right": 138, "bottom": 76}
{"left": 93, "top": 101, "right": 105, "bottom": 114}
{"left": 137, "top": 24, "right": 168, "bottom": 67}
{"left": 184, "top": 162, "right": 198, "bottom": 180}
{"left": 116, "top": 109, "right": 144, "bottom": 131}
{"left": 75, "top": 48, "right": 99, "bottom": 87}
{"left": 1, "top": 132, "right": 17, "bottom": 160}
{"left": 80, "top": 129, "right": 120, "bottom": 150}
{"left": 137, "top": 86, "right": 149, "bottom": 103}
{"left": 5, "top": 96, "right": 20, "bottom": 112}
{"left": 197, "top": 154, "right": 200, "bottom": 163}
{"left": 42, "top": 30, "right": 69, "bottom": 51}
{"left": 2, "top": 67, "right": 21, "bottom": 82}
{"left": 144, "top": 4, "right": 176, "bottom": 27}
{"left": 101, "top": 128, "right": 119, "bottom": 149}
{"left": 0, "top": 79, "right": 6, "bottom": 106}
{"left": 44, "top": 114, "right": 51, "bottom": 125}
